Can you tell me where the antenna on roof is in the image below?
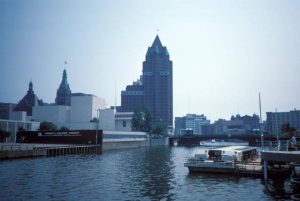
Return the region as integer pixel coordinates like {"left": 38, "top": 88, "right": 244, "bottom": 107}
{"left": 114, "top": 81, "right": 117, "bottom": 112}
{"left": 64, "top": 61, "right": 68, "bottom": 69}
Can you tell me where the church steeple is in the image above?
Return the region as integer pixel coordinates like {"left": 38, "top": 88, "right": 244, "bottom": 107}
{"left": 56, "top": 68, "right": 72, "bottom": 106}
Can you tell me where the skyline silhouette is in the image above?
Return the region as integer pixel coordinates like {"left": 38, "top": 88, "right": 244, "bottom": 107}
{"left": 1, "top": 0, "right": 299, "bottom": 121}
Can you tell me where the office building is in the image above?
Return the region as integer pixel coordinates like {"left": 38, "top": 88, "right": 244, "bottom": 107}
{"left": 266, "top": 109, "right": 300, "bottom": 135}
{"left": 175, "top": 114, "right": 210, "bottom": 135}
{"left": 120, "top": 35, "right": 173, "bottom": 129}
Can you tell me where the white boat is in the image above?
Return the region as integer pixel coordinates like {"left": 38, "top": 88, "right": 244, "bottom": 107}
{"left": 184, "top": 146, "right": 257, "bottom": 173}
{"left": 200, "top": 139, "right": 248, "bottom": 147}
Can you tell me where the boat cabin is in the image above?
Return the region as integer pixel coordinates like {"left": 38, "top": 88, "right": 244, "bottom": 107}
{"left": 196, "top": 146, "right": 257, "bottom": 162}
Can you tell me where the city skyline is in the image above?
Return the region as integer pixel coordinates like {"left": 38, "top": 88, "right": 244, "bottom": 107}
{"left": 1, "top": 0, "right": 300, "bottom": 121}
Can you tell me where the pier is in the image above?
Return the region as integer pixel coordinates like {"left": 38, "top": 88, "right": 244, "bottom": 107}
{"left": 261, "top": 150, "right": 300, "bottom": 180}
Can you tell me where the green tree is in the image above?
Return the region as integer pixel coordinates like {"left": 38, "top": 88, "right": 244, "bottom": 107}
{"left": 39, "top": 121, "right": 57, "bottom": 131}
{"left": 151, "top": 123, "right": 167, "bottom": 136}
{"left": 131, "top": 107, "right": 151, "bottom": 132}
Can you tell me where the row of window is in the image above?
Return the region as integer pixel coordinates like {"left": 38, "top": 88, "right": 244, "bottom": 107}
{"left": 121, "top": 91, "right": 144, "bottom": 96}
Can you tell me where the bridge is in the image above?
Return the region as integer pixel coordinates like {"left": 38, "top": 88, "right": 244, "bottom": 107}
{"left": 169, "top": 134, "right": 296, "bottom": 146}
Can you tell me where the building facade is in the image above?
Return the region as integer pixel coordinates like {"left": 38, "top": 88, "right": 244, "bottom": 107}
{"left": 0, "top": 119, "right": 40, "bottom": 142}
{"left": 119, "top": 35, "right": 173, "bottom": 129}
{"left": 231, "top": 114, "right": 260, "bottom": 133}
{"left": 120, "top": 80, "right": 144, "bottom": 112}
{"left": 55, "top": 69, "right": 72, "bottom": 106}
{"left": 175, "top": 114, "right": 210, "bottom": 135}
{"left": 0, "top": 103, "right": 16, "bottom": 120}
{"left": 70, "top": 93, "right": 106, "bottom": 124}
{"left": 266, "top": 109, "right": 300, "bottom": 135}
{"left": 32, "top": 105, "right": 71, "bottom": 129}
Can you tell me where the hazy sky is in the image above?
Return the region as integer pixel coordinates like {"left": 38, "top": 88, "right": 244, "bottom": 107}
{"left": 0, "top": 0, "right": 299, "bottom": 121}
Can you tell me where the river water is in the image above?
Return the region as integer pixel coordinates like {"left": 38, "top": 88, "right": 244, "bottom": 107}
{"left": 0, "top": 146, "right": 297, "bottom": 201}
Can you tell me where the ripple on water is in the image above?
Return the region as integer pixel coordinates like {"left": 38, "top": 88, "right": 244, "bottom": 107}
{"left": 0, "top": 146, "right": 292, "bottom": 201}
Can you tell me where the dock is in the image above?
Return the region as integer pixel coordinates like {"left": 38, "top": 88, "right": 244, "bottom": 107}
{"left": 0, "top": 143, "right": 101, "bottom": 160}
{"left": 261, "top": 150, "right": 300, "bottom": 180}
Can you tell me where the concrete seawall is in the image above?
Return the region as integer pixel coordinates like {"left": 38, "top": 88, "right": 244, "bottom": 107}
{"left": 0, "top": 149, "right": 46, "bottom": 159}
{"left": 102, "top": 137, "right": 169, "bottom": 151}
{"left": 0, "top": 137, "right": 169, "bottom": 159}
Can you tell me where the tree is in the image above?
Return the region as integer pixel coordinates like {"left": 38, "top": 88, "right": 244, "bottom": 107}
{"left": 90, "top": 117, "right": 99, "bottom": 122}
{"left": 281, "top": 123, "right": 296, "bottom": 137}
{"left": 0, "top": 129, "right": 10, "bottom": 142}
{"left": 39, "top": 121, "right": 57, "bottom": 131}
{"left": 131, "top": 107, "right": 151, "bottom": 132}
{"left": 151, "top": 123, "right": 167, "bottom": 136}
{"left": 60, "top": 126, "right": 69, "bottom": 131}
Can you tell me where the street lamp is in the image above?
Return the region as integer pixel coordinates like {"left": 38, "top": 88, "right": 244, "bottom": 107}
{"left": 95, "top": 109, "right": 101, "bottom": 145}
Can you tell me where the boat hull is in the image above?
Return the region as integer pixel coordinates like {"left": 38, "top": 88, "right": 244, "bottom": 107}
{"left": 185, "top": 162, "right": 235, "bottom": 174}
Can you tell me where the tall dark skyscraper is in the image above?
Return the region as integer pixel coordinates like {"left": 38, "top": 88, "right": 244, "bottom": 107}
{"left": 120, "top": 35, "right": 173, "bottom": 128}
{"left": 55, "top": 69, "right": 71, "bottom": 106}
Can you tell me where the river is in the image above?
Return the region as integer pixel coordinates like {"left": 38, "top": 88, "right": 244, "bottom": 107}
{"left": 0, "top": 146, "right": 297, "bottom": 200}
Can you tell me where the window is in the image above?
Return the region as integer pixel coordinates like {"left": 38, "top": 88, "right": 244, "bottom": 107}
{"left": 123, "top": 121, "right": 126, "bottom": 127}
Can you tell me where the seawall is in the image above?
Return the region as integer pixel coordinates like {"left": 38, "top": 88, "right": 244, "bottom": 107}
{"left": 102, "top": 137, "right": 169, "bottom": 151}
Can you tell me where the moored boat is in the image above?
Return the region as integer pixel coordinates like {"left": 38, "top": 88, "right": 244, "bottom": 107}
{"left": 184, "top": 146, "right": 257, "bottom": 174}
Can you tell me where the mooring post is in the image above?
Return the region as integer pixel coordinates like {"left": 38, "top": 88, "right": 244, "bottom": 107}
{"left": 264, "top": 159, "right": 268, "bottom": 181}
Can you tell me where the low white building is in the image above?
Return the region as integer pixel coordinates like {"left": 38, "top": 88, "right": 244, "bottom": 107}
{"left": 115, "top": 112, "right": 133, "bottom": 131}
{"left": 31, "top": 93, "right": 106, "bottom": 130}
{"left": 98, "top": 108, "right": 133, "bottom": 132}
{"left": 32, "top": 105, "right": 70, "bottom": 128}
{"left": 70, "top": 93, "right": 106, "bottom": 124}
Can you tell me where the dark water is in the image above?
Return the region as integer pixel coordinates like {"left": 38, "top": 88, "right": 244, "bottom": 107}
{"left": 0, "top": 146, "right": 297, "bottom": 201}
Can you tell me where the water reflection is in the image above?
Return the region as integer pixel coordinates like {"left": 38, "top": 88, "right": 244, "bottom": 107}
{"left": 129, "top": 147, "right": 175, "bottom": 200}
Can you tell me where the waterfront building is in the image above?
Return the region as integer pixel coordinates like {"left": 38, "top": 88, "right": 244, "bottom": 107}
{"left": 14, "top": 81, "right": 43, "bottom": 116}
{"left": 175, "top": 114, "right": 210, "bottom": 135}
{"left": 266, "top": 109, "right": 300, "bottom": 135}
{"left": 31, "top": 93, "right": 106, "bottom": 130}
{"left": 70, "top": 93, "right": 106, "bottom": 124}
{"left": 99, "top": 108, "right": 134, "bottom": 132}
{"left": 213, "top": 119, "right": 245, "bottom": 135}
{"left": 55, "top": 69, "right": 72, "bottom": 106}
{"left": 119, "top": 35, "right": 173, "bottom": 129}
{"left": 115, "top": 112, "right": 134, "bottom": 131}
{"left": 32, "top": 105, "right": 70, "bottom": 129}
{"left": 231, "top": 114, "right": 260, "bottom": 133}
{"left": 0, "top": 119, "right": 40, "bottom": 142}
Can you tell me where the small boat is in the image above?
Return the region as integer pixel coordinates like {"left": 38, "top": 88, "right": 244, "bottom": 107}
{"left": 200, "top": 139, "right": 248, "bottom": 147}
{"left": 184, "top": 146, "right": 257, "bottom": 174}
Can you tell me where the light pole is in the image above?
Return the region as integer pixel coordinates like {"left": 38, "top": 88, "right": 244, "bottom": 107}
{"left": 95, "top": 109, "right": 100, "bottom": 145}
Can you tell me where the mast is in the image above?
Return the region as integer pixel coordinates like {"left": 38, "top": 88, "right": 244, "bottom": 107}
{"left": 259, "top": 92, "right": 264, "bottom": 150}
